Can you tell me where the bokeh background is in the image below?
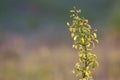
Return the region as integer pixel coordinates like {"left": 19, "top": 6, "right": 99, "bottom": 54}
{"left": 0, "top": 0, "right": 120, "bottom": 80}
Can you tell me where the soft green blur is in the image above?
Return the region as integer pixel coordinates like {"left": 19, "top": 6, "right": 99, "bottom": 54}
{"left": 0, "top": 0, "right": 120, "bottom": 80}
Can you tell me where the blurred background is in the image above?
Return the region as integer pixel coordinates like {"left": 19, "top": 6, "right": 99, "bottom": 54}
{"left": 0, "top": 0, "right": 120, "bottom": 80}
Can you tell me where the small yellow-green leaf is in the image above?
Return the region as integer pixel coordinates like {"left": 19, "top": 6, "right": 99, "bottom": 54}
{"left": 84, "top": 19, "right": 88, "bottom": 23}
{"left": 85, "top": 70, "right": 91, "bottom": 76}
{"left": 75, "top": 63, "right": 80, "bottom": 69}
{"left": 81, "top": 37, "right": 84, "bottom": 43}
{"left": 70, "top": 10, "right": 75, "bottom": 13}
{"left": 75, "top": 46, "right": 78, "bottom": 49}
{"left": 72, "top": 69, "right": 75, "bottom": 74}
{"left": 71, "top": 33, "right": 75, "bottom": 38}
{"left": 79, "top": 53, "right": 83, "bottom": 57}
{"left": 79, "top": 22, "right": 83, "bottom": 26}
{"left": 76, "top": 10, "right": 81, "bottom": 13}
{"left": 67, "top": 22, "right": 70, "bottom": 26}
{"left": 86, "top": 42, "right": 90, "bottom": 47}
{"left": 72, "top": 45, "right": 75, "bottom": 48}
{"left": 93, "top": 33, "right": 97, "bottom": 38}
{"left": 74, "top": 35, "right": 78, "bottom": 41}
{"left": 95, "top": 39, "right": 99, "bottom": 43}
{"left": 69, "top": 27, "right": 73, "bottom": 32}
{"left": 95, "top": 61, "right": 99, "bottom": 67}
{"left": 73, "top": 28, "right": 76, "bottom": 32}
{"left": 87, "top": 24, "right": 91, "bottom": 29}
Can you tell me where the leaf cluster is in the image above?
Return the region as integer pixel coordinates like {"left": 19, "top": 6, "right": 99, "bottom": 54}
{"left": 67, "top": 7, "right": 99, "bottom": 80}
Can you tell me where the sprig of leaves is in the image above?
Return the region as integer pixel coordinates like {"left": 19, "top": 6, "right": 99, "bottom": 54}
{"left": 67, "top": 7, "right": 99, "bottom": 80}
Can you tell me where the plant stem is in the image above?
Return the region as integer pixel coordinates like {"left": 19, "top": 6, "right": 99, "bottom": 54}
{"left": 82, "top": 35, "right": 87, "bottom": 78}
{"left": 82, "top": 45, "right": 87, "bottom": 78}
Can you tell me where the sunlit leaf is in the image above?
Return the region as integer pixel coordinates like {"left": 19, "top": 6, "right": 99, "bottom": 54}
{"left": 84, "top": 19, "right": 88, "bottom": 24}
{"left": 93, "top": 33, "right": 97, "bottom": 38}
{"left": 95, "top": 39, "right": 99, "bottom": 43}
{"left": 74, "top": 35, "right": 78, "bottom": 41}
{"left": 67, "top": 22, "right": 70, "bottom": 26}
{"left": 72, "top": 69, "right": 75, "bottom": 74}
{"left": 71, "top": 33, "right": 75, "bottom": 38}
{"left": 70, "top": 10, "right": 75, "bottom": 13}
{"left": 69, "top": 27, "right": 73, "bottom": 32}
